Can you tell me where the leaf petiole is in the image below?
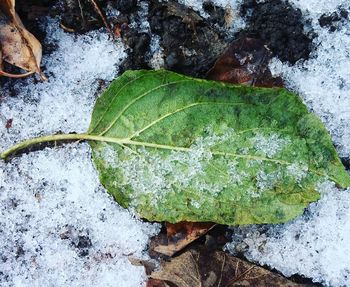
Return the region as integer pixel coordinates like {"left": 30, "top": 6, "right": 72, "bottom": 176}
{"left": 0, "top": 133, "right": 106, "bottom": 160}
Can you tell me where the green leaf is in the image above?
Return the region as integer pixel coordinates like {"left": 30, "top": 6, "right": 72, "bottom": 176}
{"left": 88, "top": 69, "right": 350, "bottom": 225}
{"left": 3, "top": 69, "right": 348, "bottom": 225}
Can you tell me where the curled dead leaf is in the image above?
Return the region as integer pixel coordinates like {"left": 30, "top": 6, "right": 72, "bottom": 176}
{"left": 0, "top": 0, "right": 15, "bottom": 19}
{"left": 207, "top": 37, "right": 283, "bottom": 87}
{"left": 152, "top": 222, "right": 216, "bottom": 257}
{"left": 0, "top": 0, "right": 46, "bottom": 79}
{"left": 150, "top": 248, "right": 315, "bottom": 287}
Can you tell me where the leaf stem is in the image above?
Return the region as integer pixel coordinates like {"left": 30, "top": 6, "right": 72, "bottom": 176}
{"left": 0, "top": 133, "right": 121, "bottom": 160}
{"left": 1, "top": 133, "right": 325, "bottom": 181}
{"left": 0, "top": 132, "right": 341, "bottom": 186}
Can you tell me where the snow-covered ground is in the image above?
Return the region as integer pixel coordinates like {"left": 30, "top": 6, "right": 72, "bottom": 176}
{"left": 223, "top": 1, "right": 350, "bottom": 286}
{"left": 1, "top": 0, "right": 350, "bottom": 286}
{"left": 0, "top": 21, "right": 159, "bottom": 286}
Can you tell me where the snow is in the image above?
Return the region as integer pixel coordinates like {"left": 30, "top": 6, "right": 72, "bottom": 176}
{"left": 250, "top": 133, "right": 291, "bottom": 158}
{"left": 2, "top": 0, "right": 350, "bottom": 286}
{"left": 225, "top": 182, "right": 350, "bottom": 287}
{"left": 225, "top": 0, "right": 350, "bottom": 286}
{"left": 176, "top": 0, "right": 246, "bottom": 32}
{"left": 0, "top": 21, "right": 159, "bottom": 286}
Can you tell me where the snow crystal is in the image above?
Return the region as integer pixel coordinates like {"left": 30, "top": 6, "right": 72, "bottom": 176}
{"left": 0, "top": 146, "right": 159, "bottom": 287}
{"left": 226, "top": 182, "right": 350, "bottom": 287}
{"left": 286, "top": 163, "right": 308, "bottom": 183}
{"left": 290, "top": 0, "right": 346, "bottom": 15}
{"left": 226, "top": 0, "right": 350, "bottom": 286}
{"left": 269, "top": 4, "right": 350, "bottom": 158}
{"left": 176, "top": 0, "right": 246, "bottom": 32}
{"left": 148, "top": 35, "right": 165, "bottom": 70}
{"left": 256, "top": 170, "right": 282, "bottom": 191}
{"left": 251, "top": 133, "right": 291, "bottom": 158}
{"left": 1, "top": 19, "right": 126, "bottom": 147}
{"left": 0, "top": 20, "right": 159, "bottom": 286}
{"left": 98, "top": 130, "right": 229, "bottom": 207}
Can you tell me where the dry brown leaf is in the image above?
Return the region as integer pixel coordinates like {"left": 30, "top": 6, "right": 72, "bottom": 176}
{"left": 206, "top": 37, "right": 283, "bottom": 88}
{"left": 0, "top": 0, "right": 45, "bottom": 79}
{"left": 0, "top": 0, "right": 15, "bottom": 19}
{"left": 150, "top": 248, "right": 314, "bottom": 287}
{"left": 153, "top": 222, "right": 216, "bottom": 256}
{"left": 146, "top": 278, "right": 167, "bottom": 287}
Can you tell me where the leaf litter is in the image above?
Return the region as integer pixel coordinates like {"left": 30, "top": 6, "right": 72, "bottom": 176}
{"left": 149, "top": 247, "right": 309, "bottom": 287}
{"left": 0, "top": 18, "right": 160, "bottom": 286}
{"left": 0, "top": 0, "right": 45, "bottom": 79}
{"left": 1, "top": 0, "right": 350, "bottom": 286}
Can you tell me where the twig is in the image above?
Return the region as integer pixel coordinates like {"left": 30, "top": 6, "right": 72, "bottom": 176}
{"left": 0, "top": 70, "right": 35, "bottom": 78}
{"left": 59, "top": 23, "right": 76, "bottom": 33}
{"left": 77, "top": 0, "right": 86, "bottom": 27}
{"left": 90, "top": 0, "right": 114, "bottom": 38}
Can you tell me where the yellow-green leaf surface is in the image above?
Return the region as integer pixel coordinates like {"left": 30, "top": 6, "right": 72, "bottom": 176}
{"left": 88, "top": 70, "right": 350, "bottom": 225}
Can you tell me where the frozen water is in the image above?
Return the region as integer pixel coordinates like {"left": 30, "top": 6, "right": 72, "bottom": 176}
{"left": 225, "top": 0, "right": 350, "bottom": 286}
{"left": 2, "top": 0, "right": 350, "bottom": 286}
{"left": 290, "top": 0, "right": 346, "bottom": 15}
{"left": 0, "top": 21, "right": 159, "bottom": 286}
{"left": 226, "top": 182, "right": 350, "bottom": 287}
{"left": 0, "top": 146, "right": 159, "bottom": 287}
{"left": 176, "top": 0, "right": 246, "bottom": 31}
{"left": 1, "top": 20, "right": 128, "bottom": 146}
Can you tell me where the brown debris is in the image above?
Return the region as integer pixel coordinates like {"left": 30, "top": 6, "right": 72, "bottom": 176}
{"left": 207, "top": 37, "right": 283, "bottom": 87}
{"left": 150, "top": 248, "right": 315, "bottom": 287}
{"left": 0, "top": 0, "right": 45, "bottom": 79}
{"left": 151, "top": 222, "right": 216, "bottom": 257}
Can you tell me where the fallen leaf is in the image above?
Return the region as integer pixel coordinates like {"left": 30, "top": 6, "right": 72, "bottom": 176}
{"left": 128, "top": 256, "right": 157, "bottom": 275}
{"left": 87, "top": 70, "right": 349, "bottom": 225}
{"left": 0, "top": 0, "right": 15, "bottom": 18}
{"left": 150, "top": 248, "right": 313, "bottom": 287}
{"left": 207, "top": 37, "right": 283, "bottom": 87}
{"left": 153, "top": 222, "right": 216, "bottom": 256}
{"left": 146, "top": 279, "right": 166, "bottom": 287}
{"left": 0, "top": 0, "right": 45, "bottom": 79}
{"left": 2, "top": 70, "right": 350, "bottom": 225}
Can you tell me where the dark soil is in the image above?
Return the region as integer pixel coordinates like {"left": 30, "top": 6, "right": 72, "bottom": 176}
{"left": 238, "top": 0, "right": 315, "bottom": 64}
{"left": 118, "top": 0, "right": 229, "bottom": 77}
{"left": 319, "top": 8, "right": 349, "bottom": 32}
{"left": 147, "top": 1, "right": 228, "bottom": 76}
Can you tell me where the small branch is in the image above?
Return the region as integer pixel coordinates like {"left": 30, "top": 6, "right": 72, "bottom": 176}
{"left": 77, "top": 0, "right": 86, "bottom": 27}
{"left": 90, "top": 0, "right": 114, "bottom": 38}
{"left": 59, "top": 23, "right": 76, "bottom": 33}
{"left": 0, "top": 70, "right": 35, "bottom": 78}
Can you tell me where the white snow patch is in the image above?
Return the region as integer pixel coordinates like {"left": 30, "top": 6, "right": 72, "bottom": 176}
{"left": 226, "top": 1, "right": 350, "bottom": 286}
{"left": 251, "top": 133, "right": 291, "bottom": 158}
{"left": 1, "top": 20, "right": 126, "bottom": 147}
{"left": 290, "top": 0, "right": 345, "bottom": 15}
{"left": 226, "top": 182, "right": 350, "bottom": 287}
{"left": 0, "top": 21, "right": 159, "bottom": 286}
{"left": 176, "top": 0, "right": 246, "bottom": 31}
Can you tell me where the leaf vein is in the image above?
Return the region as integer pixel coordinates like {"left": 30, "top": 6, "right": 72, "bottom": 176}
{"left": 98, "top": 79, "right": 192, "bottom": 136}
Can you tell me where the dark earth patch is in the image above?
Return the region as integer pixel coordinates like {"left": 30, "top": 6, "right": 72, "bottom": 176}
{"left": 117, "top": 0, "right": 230, "bottom": 77}
{"left": 238, "top": 0, "right": 315, "bottom": 64}
{"left": 319, "top": 7, "right": 349, "bottom": 32}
